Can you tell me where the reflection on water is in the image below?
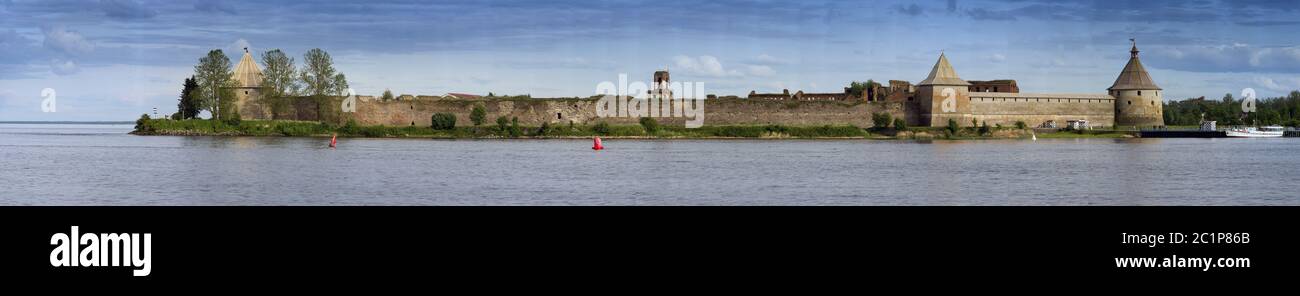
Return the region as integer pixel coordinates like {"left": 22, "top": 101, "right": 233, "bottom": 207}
{"left": 1, "top": 123, "right": 1298, "bottom": 205}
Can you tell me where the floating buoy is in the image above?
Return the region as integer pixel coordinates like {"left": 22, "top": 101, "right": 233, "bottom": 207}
{"left": 592, "top": 137, "right": 604, "bottom": 150}
{"left": 329, "top": 134, "right": 338, "bottom": 148}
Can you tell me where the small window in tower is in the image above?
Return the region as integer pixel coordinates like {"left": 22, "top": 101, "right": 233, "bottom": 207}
{"left": 245, "top": 91, "right": 249, "bottom": 95}
{"left": 1138, "top": 91, "right": 1142, "bottom": 96}
{"left": 1128, "top": 100, "right": 1132, "bottom": 105}
{"left": 557, "top": 113, "right": 563, "bottom": 120}
{"left": 1151, "top": 101, "right": 1155, "bottom": 106}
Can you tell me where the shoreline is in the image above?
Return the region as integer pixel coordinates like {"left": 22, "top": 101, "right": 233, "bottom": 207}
{"left": 132, "top": 119, "right": 1136, "bottom": 140}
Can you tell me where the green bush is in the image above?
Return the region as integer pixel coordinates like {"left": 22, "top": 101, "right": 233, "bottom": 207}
{"left": 892, "top": 118, "right": 907, "bottom": 131}
{"left": 947, "top": 118, "right": 959, "bottom": 135}
{"left": 134, "top": 114, "right": 152, "bottom": 133}
{"left": 592, "top": 121, "right": 611, "bottom": 135}
{"left": 470, "top": 105, "right": 487, "bottom": 126}
{"left": 1015, "top": 121, "right": 1027, "bottom": 130}
{"left": 430, "top": 113, "right": 456, "bottom": 130}
{"left": 360, "top": 125, "right": 389, "bottom": 137}
{"left": 340, "top": 118, "right": 360, "bottom": 135}
{"left": 639, "top": 117, "right": 660, "bottom": 134}
{"left": 713, "top": 126, "right": 764, "bottom": 137}
{"left": 978, "top": 121, "right": 990, "bottom": 135}
{"left": 765, "top": 124, "right": 790, "bottom": 134}
{"left": 508, "top": 117, "right": 521, "bottom": 138}
{"left": 496, "top": 116, "right": 509, "bottom": 133}
{"left": 872, "top": 112, "right": 893, "bottom": 128}
{"left": 223, "top": 110, "right": 242, "bottom": 126}
{"left": 536, "top": 121, "right": 551, "bottom": 136}
{"left": 787, "top": 125, "right": 865, "bottom": 138}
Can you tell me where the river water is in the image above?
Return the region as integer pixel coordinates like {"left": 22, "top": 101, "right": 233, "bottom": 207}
{"left": 1, "top": 123, "right": 1297, "bottom": 205}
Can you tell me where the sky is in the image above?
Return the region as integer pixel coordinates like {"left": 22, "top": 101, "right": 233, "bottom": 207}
{"left": 2, "top": 0, "right": 1300, "bottom": 121}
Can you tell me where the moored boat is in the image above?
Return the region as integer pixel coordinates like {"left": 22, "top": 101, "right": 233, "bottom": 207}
{"left": 1225, "top": 125, "right": 1284, "bottom": 138}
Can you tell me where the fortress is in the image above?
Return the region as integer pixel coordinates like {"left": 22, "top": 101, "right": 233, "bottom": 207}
{"left": 226, "top": 42, "right": 1164, "bottom": 128}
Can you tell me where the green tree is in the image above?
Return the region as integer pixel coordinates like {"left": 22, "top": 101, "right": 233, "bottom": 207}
{"left": 947, "top": 118, "right": 959, "bottom": 136}
{"left": 177, "top": 76, "right": 201, "bottom": 119}
{"left": 193, "top": 49, "right": 235, "bottom": 120}
{"left": 300, "top": 48, "right": 348, "bottom": 97}
{"left": 470, "top": 104, "right": 487, "bottom": 126}
{"left": 260, "top": 49, "right": 299, "bottom": 117}
{"left": 382, "top": 89, "right": 395, "bottom": 101}
{"left": 892, "top": 118, "right": 907, "bottom": 131}
{"left": 1015, "top": 121, "right": 1027, "bottom": 130}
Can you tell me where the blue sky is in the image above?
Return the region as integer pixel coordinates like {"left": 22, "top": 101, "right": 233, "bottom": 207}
{"left": 2, "top": 0, "right": 1300, "bottom": 120}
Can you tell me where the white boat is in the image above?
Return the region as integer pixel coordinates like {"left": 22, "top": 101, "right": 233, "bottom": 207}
{"left": 1225, "top": 125, "right": 1284, "bottom": 138}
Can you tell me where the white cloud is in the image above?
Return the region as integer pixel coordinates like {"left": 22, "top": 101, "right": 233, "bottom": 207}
{"left": 753, "top": 53, "right": 789, "bottom": 65}
{"left": 989, "top": 53, "right": 1006, "bottom": 62}
{"left": 745, "top": 65, "right": 775, "bottom": 77}
{"left": 229, "top": 38, "right": 252, "bottom": 54}
{"left": 1252, "top": 76, "right": 1300, "bottom": 93}
{"left": 42, "top": 26, "right": 93, "bottom": 56}
{"left": 673, "top": 55, "right": 741, "bottom": 77}
{"left": 1150, "top": 44, "right": 1300, "bottom": 73}
{"left": 49, "top": 59, "right": 78, "bottom": 75}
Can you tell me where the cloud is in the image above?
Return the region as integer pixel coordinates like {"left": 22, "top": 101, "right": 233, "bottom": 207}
{"left": 988, "top": 54, "right": 1006, "bottom": 62}
{"left": 195, "top": 0, "right": 237, "bottom": 15}
{"left": 893, "top": 4, "right": 924, "bottom": 16}
{"left": 229, "top": 38, "right": 252, "bottom": 54}
{"left": 752, "top": 54, "right": 790, "bottom": 65}
{"left": 100, "top": 0, "right": 157, "bottom": 19}
{"left": 965, "top": 8, "right": 1017, "bottom": 20}
{"left": 50, "top": 58, "right": 79, "bottom": 75}
{"left": 745, "top": 65, "right": 775, "bottom": 77}
{"left": 673, "top": 55, "right": 741, "bottom": 77}
{"left": 1148, "top": 44, "right": 1300, "bottom": 73}
{"left": 1252, "top": 76, "right": 1300, "bottom": 93}
{"left": 42, "top": 26, "right": 94, "bottom": 56}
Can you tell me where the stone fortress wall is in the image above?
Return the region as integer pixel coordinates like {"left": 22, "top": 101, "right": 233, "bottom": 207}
{"left": 264, "top": 96, "right": 909, "bottom": 128}
{"left": 229, "top": 42, "right": 1162, "bottom": 129}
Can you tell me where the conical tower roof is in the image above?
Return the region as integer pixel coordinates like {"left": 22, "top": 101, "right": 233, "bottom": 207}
{"left": 918, "top": 53, "right": 970, "bottom": 86}
{"left": 232, "top": 47, "right": 262, "bottom": 88}
{"left": 1109, "top": 41, "right": 1160, "bottom": 90}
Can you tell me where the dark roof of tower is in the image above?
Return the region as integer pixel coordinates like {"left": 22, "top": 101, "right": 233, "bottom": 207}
{"left": 1109, "top": 42, "right": 1161, "bottom": 91}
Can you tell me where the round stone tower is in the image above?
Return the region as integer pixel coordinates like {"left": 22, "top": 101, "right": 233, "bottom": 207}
{"left": 231, "top": 47, "right": 268, "bottom": 119}
{"left": 1109, "top": 40, "right": 1164, "bottom": 127}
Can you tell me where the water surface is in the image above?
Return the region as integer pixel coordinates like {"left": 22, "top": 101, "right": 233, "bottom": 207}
{"left": 1, "top": 123, "right": 1297, "bottom": 205}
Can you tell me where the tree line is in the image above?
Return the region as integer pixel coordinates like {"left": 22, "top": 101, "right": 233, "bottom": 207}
{"left": 175, "top": 48, "right": 349, "bottom": 121}
{"left": 1164, "top": 91, "right": 1300, "bottom": 127}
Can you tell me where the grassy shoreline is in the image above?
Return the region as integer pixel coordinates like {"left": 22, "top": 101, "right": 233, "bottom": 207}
{"left": 132, "top": 118, "right": 1135, "bottom": 140}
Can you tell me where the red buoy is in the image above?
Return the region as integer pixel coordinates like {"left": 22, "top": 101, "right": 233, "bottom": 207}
{"left": 329, "top": 134, "right": 337, "bottom": 148}
{"left": 592, "top": 137, "right": 604, "bottom": 150}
